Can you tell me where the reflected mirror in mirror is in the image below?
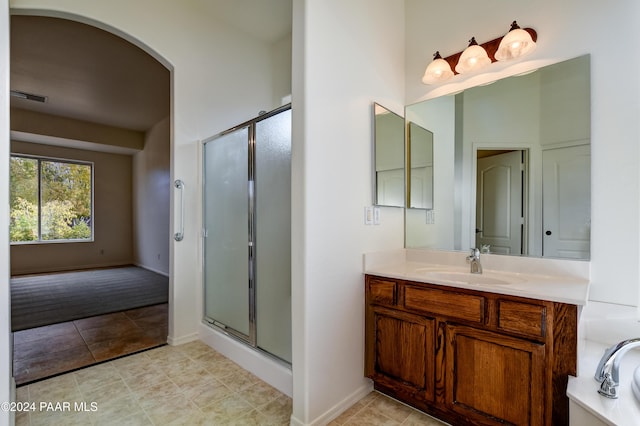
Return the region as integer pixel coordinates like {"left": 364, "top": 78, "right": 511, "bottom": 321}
{"left": 373, "top": 103, "right": 404, "bottom": 207}
{"left": 405, "top": 54, "right": 590, "bottom": 260}
{"left": 408, "top": 122, "right": 434, "bottom": 209}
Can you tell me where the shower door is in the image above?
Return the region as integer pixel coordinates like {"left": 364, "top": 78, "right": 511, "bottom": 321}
{"left": 203, "top": 105, "right": 291, "bottom": 363}
{"left": 203, "top": 124, "right": 251, "bottom": 340}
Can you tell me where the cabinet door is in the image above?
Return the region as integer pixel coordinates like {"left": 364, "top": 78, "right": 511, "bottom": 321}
{"left": 445, "top": 324, "right": 545, "bottom": 425}
{"left": 366, "top": 306, "right": 435, "bottom": 402}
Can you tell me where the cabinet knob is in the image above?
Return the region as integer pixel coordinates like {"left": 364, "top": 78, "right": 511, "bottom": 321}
{"left": 545, "top": 230, "right": 552, "bottom": 236}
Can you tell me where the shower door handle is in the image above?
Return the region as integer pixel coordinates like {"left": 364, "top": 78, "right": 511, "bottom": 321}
{"left": 174, "top": 179, "right": 185, "bottom": 241}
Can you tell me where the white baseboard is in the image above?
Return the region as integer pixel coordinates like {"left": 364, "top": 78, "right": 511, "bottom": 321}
{"left": 198, "top": 323, "right": 293, "bottom": 397}
{"left": 11, "top": 261, "right": 133, "bottom": 276}
{"left": 167, "top": 332, "right": 198, "bottom": 346}
{"left": 290, "top": 415, "right": 304, "bottom": 426}
{"left": 289, "top": 380, "right": 373, "bottom": 426}
{"left": 134, "top": 263, "right": 169, "bottom": 277}
{"left": 12, "top": 262, "right": 170, "bottom": 276}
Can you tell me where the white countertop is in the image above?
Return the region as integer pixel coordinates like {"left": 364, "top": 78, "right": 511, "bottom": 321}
{"left": 364, "top": 249, "right": 590, "bottom": 305}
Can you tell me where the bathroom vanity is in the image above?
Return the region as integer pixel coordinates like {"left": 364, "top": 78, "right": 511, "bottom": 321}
{"left": 364, "top": 249, "right": 590, "bottom": 426}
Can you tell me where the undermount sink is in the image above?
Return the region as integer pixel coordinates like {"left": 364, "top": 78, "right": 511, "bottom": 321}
{"left": 414, "top": 268, "right": 526, "bottom": 286}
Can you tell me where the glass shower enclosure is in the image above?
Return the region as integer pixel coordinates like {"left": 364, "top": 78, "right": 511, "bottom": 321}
{"left": 203, "top": 105, "right": 291, "bottom": 364}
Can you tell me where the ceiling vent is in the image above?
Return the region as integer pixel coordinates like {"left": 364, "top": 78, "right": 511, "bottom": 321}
{"left": 10, "top": 89, "right": 47, "bottom": 103}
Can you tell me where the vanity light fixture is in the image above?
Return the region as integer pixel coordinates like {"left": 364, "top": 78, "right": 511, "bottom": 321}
{"left": 455, "top": 37, "right": 491, "bottom": 74}
{"left": 422, "top": 20, "right": 537, "bottom": 85}
{"left": 422, "top": 51, "right": 454, "bottom": 84}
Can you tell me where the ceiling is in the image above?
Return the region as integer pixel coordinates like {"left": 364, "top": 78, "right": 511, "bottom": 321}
{"left": 196, "top": 0, "right": 292, "bottom": 43}
{"left": 10, "top": 1, "right": 292, "bottom": 133}
{"left": 10, "top": 15, "right": 170, "bottom": 132}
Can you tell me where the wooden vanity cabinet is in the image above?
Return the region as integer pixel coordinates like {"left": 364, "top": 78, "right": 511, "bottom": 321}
{"left": 365, "top": 275, "right": 577, "bottom": 426}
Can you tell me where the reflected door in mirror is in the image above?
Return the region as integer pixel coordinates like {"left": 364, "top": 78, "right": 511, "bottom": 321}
{"left": 542, "top": 145, "right": 590, "bottom": 259}
{"left": 476, "top": 150, "right": 526, "bottom": 255}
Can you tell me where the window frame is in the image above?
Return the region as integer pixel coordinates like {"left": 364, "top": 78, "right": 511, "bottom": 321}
{"left": 10, "top": 153, "right": 95, "bottom": 245}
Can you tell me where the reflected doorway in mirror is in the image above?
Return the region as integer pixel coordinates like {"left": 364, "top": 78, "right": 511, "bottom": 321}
{"left": 476, "top": 149, "right": 527, "bottom": 256}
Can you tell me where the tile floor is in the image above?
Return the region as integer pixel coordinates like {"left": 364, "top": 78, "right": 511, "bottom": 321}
{"left": 13, "top": 304, "right": 168, "bottom": 385}
{"left": 15, "top": 340, "right": 447, "bottom": 426}
{"left": 328, "top": 392, "right": 448, "bottom": 426}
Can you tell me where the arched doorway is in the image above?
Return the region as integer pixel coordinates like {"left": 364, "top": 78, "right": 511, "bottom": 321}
{"left": 9, "top": 13, "right": 173, "bottom": 384}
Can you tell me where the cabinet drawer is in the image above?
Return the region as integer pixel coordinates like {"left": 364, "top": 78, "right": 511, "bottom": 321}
{"left": 497, "top": 300, "right": 546, "bottom": 337}
{"left": 404, "top": 285, "right": 484, "bottom": 323}
{"left": 367, "top": 278, "right": 397, "bottom": 305}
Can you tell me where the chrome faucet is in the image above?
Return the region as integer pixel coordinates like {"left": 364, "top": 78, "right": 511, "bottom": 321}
{"left": 466, "top": 248, "right": 482, "bottom": 274}
{"left": 594, "top": 337, "right": 640, "bottom": 398}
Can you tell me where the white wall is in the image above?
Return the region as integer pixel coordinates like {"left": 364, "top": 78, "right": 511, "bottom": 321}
{"left": 291, "top": 0, "right": 405, "bottom": 424}
{"left": 0, "top": 1, "right": 12, "bottom": 424}
{"left": 133, "top": 116, "right": 170, "bottom": 275}
{"left": 272, "top": 34, "right": 293, "bottom": 106}
{"left": 405, "top": 0, "right": 640, "bottom": 308}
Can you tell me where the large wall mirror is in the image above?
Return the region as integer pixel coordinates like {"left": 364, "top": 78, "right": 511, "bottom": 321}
{"left": 373, "top": 103, "right": 405, "bottom": 207}
{"left": 405, "top": 54, "right": 591, "bottom": 260}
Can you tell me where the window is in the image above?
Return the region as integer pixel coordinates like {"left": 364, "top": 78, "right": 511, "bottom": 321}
{"left": 10, "top": 155, "right": 93, "bottom": 243}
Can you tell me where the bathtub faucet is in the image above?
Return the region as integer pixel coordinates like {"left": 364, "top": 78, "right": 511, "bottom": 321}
{"left": 594, "top": 337, "right": 640, "bottom": 398}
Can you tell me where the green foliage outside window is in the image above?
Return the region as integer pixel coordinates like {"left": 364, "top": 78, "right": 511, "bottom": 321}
{"left": 9, "top": 197, "right": 37, "bottom": 242}
{"left": 10, "top": 156, "right": 93, "bottom": 243}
